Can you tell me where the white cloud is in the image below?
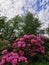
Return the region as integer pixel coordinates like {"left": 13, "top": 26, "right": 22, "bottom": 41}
{"left": 0, "top": 0, "right": 49, "bottom": 29}
{"left": 38, "top": 6, "right": 49, "bottom": 29}
{"left": 0, "top": 0, "right": 24, "bottom": 19}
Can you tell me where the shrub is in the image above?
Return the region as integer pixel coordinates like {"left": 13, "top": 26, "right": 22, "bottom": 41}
{"left": 12, "top": 34, "right": 46, "bottom": 62}
{"left": 0, "top": 34, "right": 46, "bottom": 65}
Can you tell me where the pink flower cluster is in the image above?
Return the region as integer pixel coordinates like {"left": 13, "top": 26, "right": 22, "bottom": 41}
{"left": 12, "top": 34, "right": 45, "bottom": 56}
{"left": 0, "top": 49, "right": 28, "bottom": 65}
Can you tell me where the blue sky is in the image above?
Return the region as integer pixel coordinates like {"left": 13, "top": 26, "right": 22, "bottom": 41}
{"left": 0, "top": 0, "right": 49, "bottom": 29}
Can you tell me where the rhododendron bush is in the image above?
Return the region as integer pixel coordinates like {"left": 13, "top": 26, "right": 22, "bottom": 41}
{"left": 12, "top": 34, "right": 45, "bottom": 56}
{"left": 0, "top": 34, "right": 46, "bottom": 65}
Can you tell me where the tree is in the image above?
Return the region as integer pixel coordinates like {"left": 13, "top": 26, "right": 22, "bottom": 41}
{"left": 18, "top": 12, "right": 41, "bottom": 37}
{"left": 1, "top": 15, "right": 22, "bottom": 43}
{"left": 0, "top": 16, "right": 6, "bottom": 39}
{"left": 46, "top": 24, "right": 49, "bottom": 36}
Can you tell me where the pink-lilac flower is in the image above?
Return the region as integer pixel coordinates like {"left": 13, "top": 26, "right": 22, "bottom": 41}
{"left": 2, "top": 49, "right": 7, "bottom": 54}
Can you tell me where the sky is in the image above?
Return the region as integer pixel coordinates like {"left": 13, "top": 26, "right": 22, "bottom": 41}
{"left": 0, "top": 0, "right": 49, "bottom": 29}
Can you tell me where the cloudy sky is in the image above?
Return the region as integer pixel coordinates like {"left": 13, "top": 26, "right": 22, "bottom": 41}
{"left": 0, "top": 0, "right": 49, "bottom": 29}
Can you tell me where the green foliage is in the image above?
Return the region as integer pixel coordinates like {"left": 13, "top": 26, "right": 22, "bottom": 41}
{"left": 46, "top": 24, "right": 49, "bottom": 36}
{"left": 0, "top": 16, "right": 21, "bottom": 51}
{"left": 0, "top": 15, "right": 22, "bottom": 43}
{"left": 4, "top": 62, "right": 49, "bottom": 65}
{"left": 0, "top": 16, "right": 8, "bottom": 51}
{"left": 0, "top": 39, "right": 9, "bottom": 50}
{"left": 17, "top": 62, "right": 27, "bottom": 65}
{"left": 29, "top": 62, "right": 49, "bottom": 65}
{"left": 44, "top": 38, "right": 49, "bottom": 61}
{"left": 18, "top": 12, "right": 41, "bottom": 37}
{"left": 4, "top": 62, "right": 12, "bottom": 65}
{"left": 0, "top": 12, "right": 41, "bottom": 41}
{"left": 0, "top": 16, "right": 6, "bottom": 29}
{"left": 0, "top": 16, "right": 6, "bottom": 38}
